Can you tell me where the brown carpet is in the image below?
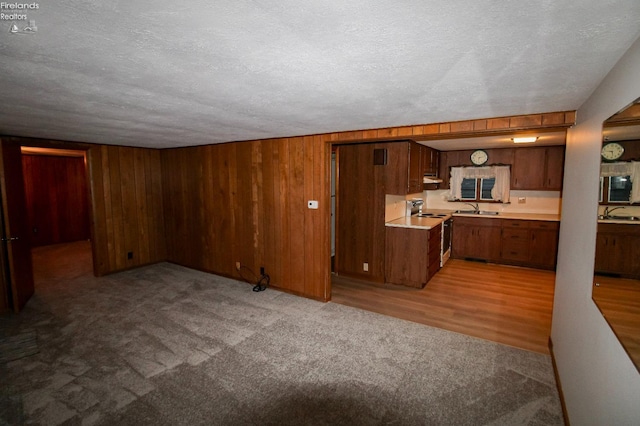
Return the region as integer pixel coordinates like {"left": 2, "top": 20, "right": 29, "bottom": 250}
{"left": 0, "top": 241, "right": 563, "bottom": 425}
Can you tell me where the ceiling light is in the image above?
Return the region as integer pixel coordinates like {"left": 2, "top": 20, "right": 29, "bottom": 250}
{"left": 512, "top": 136, "right": 538, "bottom": 143}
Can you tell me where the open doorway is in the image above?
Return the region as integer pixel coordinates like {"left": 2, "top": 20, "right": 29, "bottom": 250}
{"left": 20, "top": 147, "right": 94, "bottom": 288}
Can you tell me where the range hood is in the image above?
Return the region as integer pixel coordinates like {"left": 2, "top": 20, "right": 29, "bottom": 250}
{"left": 423, "top": 175, "right": 443, "bottom": 184}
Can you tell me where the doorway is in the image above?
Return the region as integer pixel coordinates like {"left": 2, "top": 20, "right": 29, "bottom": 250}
{"left": 18, "top": 146, "right": 93, "bottom": 302}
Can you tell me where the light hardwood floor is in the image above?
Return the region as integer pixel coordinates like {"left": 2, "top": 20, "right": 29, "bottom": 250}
{"left": 593, "top": 275, "right": 640, "bottom": 369}
{"left": 331, "top": 259, "right": 556, "bottom": 354}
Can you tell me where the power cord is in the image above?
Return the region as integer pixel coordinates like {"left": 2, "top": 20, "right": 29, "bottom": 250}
{"left": 253, "top": 274, "right": 270, "bottom": 292}
{"left": 236, "top": 265, "right": 270, "bottom": 292}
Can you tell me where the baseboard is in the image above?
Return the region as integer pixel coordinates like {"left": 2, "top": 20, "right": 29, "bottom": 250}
{"left": 548, "top": 337, "right": 570, "bottom": 426}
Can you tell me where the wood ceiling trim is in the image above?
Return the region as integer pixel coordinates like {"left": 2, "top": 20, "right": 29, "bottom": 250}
{"left": 330, "top": 111, "right": 575, "bottom": 144}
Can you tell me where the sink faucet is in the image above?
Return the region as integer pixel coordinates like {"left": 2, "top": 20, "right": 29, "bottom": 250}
{"left": 463, "top": 202, "right": 479, "bottom": 212}
{"left": 603, "top": 206, "right": 625, "bottom": 218}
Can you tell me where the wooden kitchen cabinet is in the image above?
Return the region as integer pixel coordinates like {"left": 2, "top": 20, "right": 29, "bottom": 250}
{"left": 453, "top": 217, "right": 559, "bottom": 269}
{"left": 439, "top": 146, "right": 564, "bottom": 191}
{"left": 544, "top": 146, "right": 565, "bottom": 190}
{"left": 595, "top": 223, "right": 640, "bottom": 279}
{"left": 384, "top": 141, "right": 423, "bottom": 195}
{"left": 421, "top": 145, "right": 439, "bottom": 175}
{"left": 452, "top": 217, "right": 502, "bottom": 262}
{"left": 501, "top": 221, "right": 530, "bottom": 262}
{"left": 528, "top": 221, "right": 560, "bottom": 268}
{"left": 438, "top": 150, "right": 468, "bottom": 189}
{"left": 511, "top": 146, "right": 564, "bottom": 190}
{"left": 501, "top": 220, "right": 559, "bottom": 269}
{"left": 385, "top": 224, "right": 442, "bottom": 288}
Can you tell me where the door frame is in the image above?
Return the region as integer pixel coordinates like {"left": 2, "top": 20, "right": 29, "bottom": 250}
{"left": 0, "top": 136, "right": 97, "bottom": 312}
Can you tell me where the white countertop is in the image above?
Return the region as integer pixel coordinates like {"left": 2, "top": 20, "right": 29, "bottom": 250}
{"left": 385, "top": 210, "right": 561, "bottom": 229}
{"left": 452, "top": 212, "right": 561, "bottom": 221}
{"left": 597, "top": 218, "right": 640, "bottom": 225}
{"left": 385, "top": 215, "right": 446, "bottom": 230}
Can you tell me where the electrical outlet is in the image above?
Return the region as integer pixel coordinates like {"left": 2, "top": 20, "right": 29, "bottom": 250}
{"left": 308, "top": 200, "right": 319, "bottom": 209}
{"left": 236, "top": 261, "right": 241, "bottom": 269}
{"left": 518, "top": 197, "right": 526, "bottom": 204}
{"left": 363, "top": 262, "right": 369, "bottom": 272}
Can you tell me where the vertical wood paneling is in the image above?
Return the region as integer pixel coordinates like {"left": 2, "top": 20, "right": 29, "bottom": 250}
{"left": 278, "top": 138, "right": 291, "bottom": 290}
{"left": 89, "top": 144, "right": 166, "bottom": 275}
{"left": 146, "top": 149, "right": 166, "bottom": 262}
{"left": 303, "top": 135, "right": 316, "bottom": 297}
{"left": 218, "top": 144, "right": 235, "bottom": 276}
{"left": 158, "top": 110, "right": 573, "bottom": 301}
{"left": 119, "top": 147, "right": 139, "bottom": 268}
{"left": 335, "top": 143, "right": 386, "bottom": 282}
{"left": 161, "top": 137, "right": 330, "bottom": 300}
{"left": 88, "top": 148, "right": 107, "bottom": 275}
{"left": 134, "top": 149, "right": 150, "bottom": 265}
{"left": 289, "top": 137, "right": 306, "bottom": 294}
{"left": 263, "top": 139, "right": 283, "bottom": 286}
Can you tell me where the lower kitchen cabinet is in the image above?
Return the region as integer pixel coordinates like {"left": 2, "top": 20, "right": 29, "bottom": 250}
{"left": 595, "top": 223, "right": 640, "bottom": 279}
{"left": 528, "top": 222, "right": 560, "bottom": 268}
{"left": 501, "top": 220, "right": 559, "bottom": 269}
{"left": 452, "top": 217, "right": 502, "bottom": 262}
{"left": 385, "top": 225, "right": 441, "bottom": 288}
{"left": 452, "top": 217, "right": 559, "bottom": 269}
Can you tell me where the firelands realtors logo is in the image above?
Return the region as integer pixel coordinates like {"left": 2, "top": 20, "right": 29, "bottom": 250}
{"left": 1, "top": 2, "right": 39, "bottom": 34}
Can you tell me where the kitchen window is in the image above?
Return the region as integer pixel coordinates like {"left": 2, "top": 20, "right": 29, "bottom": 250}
{"left": 460, "top": 177, "right": 496, "bottom": 201}
{"left": 450, "top": 166, "right": 509, "bottom": 203}
{"left": 599, "top": 161, "right": 640, "bottom": 204}
{"left": 599, "top": 175, "right": 632, "bottom": 204}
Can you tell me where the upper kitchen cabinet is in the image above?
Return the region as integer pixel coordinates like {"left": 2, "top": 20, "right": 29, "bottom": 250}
{"left": 384, "top": 141, "right": 424, "bottom": 195}
{"left": 438, "top": 146, "right": 564, "bottom": 191}
{"left": 438, "top": 150, "right": 468, "bottom": 189}
{"left": 511, "top": 146, "right": 565, "bottom": 190}
{"left": 421, "top": 145, "right": 439, "bottom": 175}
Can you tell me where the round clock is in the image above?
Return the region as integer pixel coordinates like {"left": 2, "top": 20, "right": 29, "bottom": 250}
{"left": 470, "top": 149, "right": 488, "bottom": 166}
{"left": 601, "top": 142, "right": 624, "bottom": 161}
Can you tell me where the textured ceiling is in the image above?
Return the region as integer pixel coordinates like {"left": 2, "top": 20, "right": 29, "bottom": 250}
{"left": 1, "top": 1, "right": 640, "bottom": 149}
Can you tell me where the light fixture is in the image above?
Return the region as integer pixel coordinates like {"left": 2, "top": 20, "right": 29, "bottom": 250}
{"left": 512, "top": 136, "right": 538, "bottom": 144}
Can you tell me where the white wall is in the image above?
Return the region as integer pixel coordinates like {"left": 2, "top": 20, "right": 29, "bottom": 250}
{"left": 552, "top": 36, "right": 640, "bottom": 425}
{"left": 425, "top": 189, "right": 562, "bottom": 215}
{"left": 384, "top": 193, "right": 424, "bottom": 221}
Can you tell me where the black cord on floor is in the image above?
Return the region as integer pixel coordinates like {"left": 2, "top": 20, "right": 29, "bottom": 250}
{"left": 237, "top": 265, "right": 270, "bottom": 292}
{"left": 253, "top": 274, "right": 270, "bottom": 292}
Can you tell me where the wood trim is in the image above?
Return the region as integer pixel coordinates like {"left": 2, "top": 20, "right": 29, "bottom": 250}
{"left": 331, "top": 112, "right": 574, "bottom": 143}
{"left": 549, "top": 338, "right": 571, "bottom": 426}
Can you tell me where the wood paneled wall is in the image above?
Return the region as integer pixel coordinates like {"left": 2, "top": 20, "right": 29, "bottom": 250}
{"left": 161, "top": 136, "right": 329, "bottom": 300}
{"left": 159, "top": 110, "right": 574, "bottom": 301}
{"left": 335, "top": 143, "right": 388, "bottom": 282}
{"left": 22, "top": 154, "right": 90, "bottom": 247}
{"left": 88, "top": 145, "right": 166, "bottom": 276}
{"left": 4, "top": 110, "right": 575, "bottom": 300}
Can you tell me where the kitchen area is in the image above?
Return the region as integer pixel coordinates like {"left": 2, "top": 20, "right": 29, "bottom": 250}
{"left": 333, "top": 136, "right": 564, "bottom": 288}
{"left": 331, "top": 134, "right": 565, "bottom": 353}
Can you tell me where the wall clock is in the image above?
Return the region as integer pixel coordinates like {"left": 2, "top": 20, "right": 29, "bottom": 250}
{"left": 470, "top": 149, "right": 488, "bottom": 166}
{"left": 601, "top": 142, "right": 624, "bottom": 161}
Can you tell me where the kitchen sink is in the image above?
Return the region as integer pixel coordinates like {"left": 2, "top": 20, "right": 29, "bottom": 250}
{"left": 453, "top": 210, "right": 499, "bottom": 215}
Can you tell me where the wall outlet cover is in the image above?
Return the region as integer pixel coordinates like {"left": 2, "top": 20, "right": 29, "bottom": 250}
{"left": 308, "top": 200, "right": 319, "bottom": 209}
